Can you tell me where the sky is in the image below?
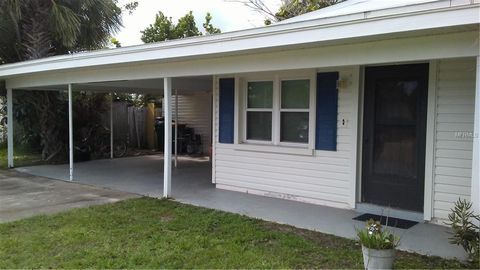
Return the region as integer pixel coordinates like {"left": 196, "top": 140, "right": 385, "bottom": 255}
{"left": 116, "top": 0, "right": 281, "bottom": 46}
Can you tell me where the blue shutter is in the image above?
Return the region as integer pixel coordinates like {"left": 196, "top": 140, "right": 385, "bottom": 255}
{"left": 315, "top": 72, "right": 339, "bottom": 151}
{"left": 219, "top": 78, "right": 235, "bottom": 143}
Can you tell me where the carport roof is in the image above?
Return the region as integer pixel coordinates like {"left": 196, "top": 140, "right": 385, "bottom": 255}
{"left": 0, "top": 0, "right": 478, "bottom": 81}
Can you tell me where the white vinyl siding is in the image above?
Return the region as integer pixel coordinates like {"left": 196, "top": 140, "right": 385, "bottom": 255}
{"left": 172, "top": 92, "right": 212, "bottom": 154}
{"left": 213, "top": 67, "right": 358, "bottom": 209}
{"left": 432, "top": 58, "right": 475, "bottom": 222}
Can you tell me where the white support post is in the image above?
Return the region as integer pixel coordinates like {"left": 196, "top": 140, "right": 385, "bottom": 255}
{"left": 68, "top": 84, "right": 74, "bottom": 181}
{"left": 174, "top": 89, "right": 178, "bottom": 168}
{"left": 472, "top": 56, "right": 480, "bottom": 214}
{"left": 163, "top": 78, "right": 172, "bottom": 198}
{"left": 110, "top": 92, "right": 114, "bottom": 159}
{"left": 6, "top": 88, "right": 13, "bottom": 168}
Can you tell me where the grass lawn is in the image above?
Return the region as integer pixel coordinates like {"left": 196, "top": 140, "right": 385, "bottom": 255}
{"left": 0, "top": 198, "right": 474, "bottom": 269}
{"left": 0, "top": 146, "right": 43, "bottom": 169}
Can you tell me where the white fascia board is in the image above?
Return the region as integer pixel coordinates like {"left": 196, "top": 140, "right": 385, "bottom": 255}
{"left": 0, "top": 2, "right": 478, "bottom": 79}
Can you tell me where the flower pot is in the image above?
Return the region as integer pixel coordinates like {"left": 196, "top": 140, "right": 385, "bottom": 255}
{"left": 362, "top": 245, "right": 396, "bottom": 270}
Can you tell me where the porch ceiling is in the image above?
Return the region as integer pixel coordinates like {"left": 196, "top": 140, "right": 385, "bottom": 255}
{"left": 18, "top": 76, "right": 213, "bottom": 94}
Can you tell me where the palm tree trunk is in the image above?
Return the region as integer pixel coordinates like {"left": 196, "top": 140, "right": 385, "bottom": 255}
{"left": 20, "top": 1, "right": 66, "bottom": 161}
{"left": 26, "top": 91, "right": 66, "bottom": 162}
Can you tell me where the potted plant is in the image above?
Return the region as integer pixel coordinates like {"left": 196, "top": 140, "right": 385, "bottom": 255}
{"left": 357, "top": 219, "right": 399, "bottom": 270}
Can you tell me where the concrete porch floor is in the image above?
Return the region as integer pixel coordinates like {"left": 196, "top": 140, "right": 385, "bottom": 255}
{"left": 17, "top": 155, "right": 466, "bottom": 260}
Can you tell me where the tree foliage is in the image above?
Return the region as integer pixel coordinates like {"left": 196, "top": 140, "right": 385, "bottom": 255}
{"left": 140, "top": 12, "right": 175, "bottom": 43}
{"left": 203, "top": 12, "right": 222, "bottom": 35}
{"left": 141, "top": 11, "right": 221, "bottom": 43}
{"left": 277, "top": 0, "right": 343, "bottom": 20}
{"left": 234, "top": 0, "right": 344, "bottom": 25}
{"left": 175, "top": 11, "right": 202, "bottom": 38}
{"left": 0, "top": 0, "right": 124, "bottom": 63}
{"left": 110, "top": 37, "right": 122, "bottom": 48}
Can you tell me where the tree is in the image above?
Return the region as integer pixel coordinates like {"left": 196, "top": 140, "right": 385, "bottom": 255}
{"left": 110, "top": 37, "right": 122, "bottom": 48}
{"left": 234, "top": 0, "right": 344, "bottom": 25}
{"left": 141, "top": 11, "right": 221, "bottom": 43}
{"left": 276, "top": 0, "right": 343, "bottom": 20}
{"left": 203, "top": 13, "right": 221, "bottom": 35}
{"left": 0, "top": 0, "right": 131, "bottom": 162}
{"left": 140, "top": 12, "right": 176, "bottom": 43}
{"left": 0, "top": 0, "right": 125, "bottom": 63}
{"left": 175, "top": 11, "right": 202, "bottom": 38}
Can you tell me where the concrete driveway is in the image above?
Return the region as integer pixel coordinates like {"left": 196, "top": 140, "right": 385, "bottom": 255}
{"left": 0, "top": 170, "right": 138, "bottom": 223}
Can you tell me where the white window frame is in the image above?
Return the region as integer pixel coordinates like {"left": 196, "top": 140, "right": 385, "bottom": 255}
{"left": 241, "top": 71, "right": 316, "bottom": 149}
{"left": 278, "top": 75, "right": 314, "bottom": 148}
{"left": 243, "top": 78, "right": 275, "bottom": 145}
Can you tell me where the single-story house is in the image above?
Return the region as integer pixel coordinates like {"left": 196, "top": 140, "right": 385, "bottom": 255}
{"left": 0, "top": 0, "right": 478, "bottom": 226}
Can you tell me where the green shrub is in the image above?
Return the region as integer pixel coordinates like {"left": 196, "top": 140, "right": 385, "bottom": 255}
{"left": 446, "top": 199, "right": 480, "bottom": 264}
{"left": 357, "top": 219, "right": 399, "bottom": 250}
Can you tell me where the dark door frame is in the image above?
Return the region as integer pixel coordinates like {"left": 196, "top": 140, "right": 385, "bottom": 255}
{"left": 360, "top": 63, "right": 429, "bottom": 212}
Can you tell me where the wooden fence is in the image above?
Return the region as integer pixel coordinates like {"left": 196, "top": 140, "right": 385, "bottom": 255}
{"left": 102, "top": 102, "right": 149, "bottom": 149}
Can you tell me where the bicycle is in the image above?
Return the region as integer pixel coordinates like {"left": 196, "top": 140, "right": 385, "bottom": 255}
{"left": 75, "top": 124, "right": 127, "bottom": 160}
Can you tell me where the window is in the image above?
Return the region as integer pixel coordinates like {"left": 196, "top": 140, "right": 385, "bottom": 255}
{"left": 280, "top": 80, "right": 310, "bottom": 143}
{"left": 246, "top": 81, "right": 273, "bottom": 141}
{"left": 243, "top": 75, "right": 313, "bottom": 147}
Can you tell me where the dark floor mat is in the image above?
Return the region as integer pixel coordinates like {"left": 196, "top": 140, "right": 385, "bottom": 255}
{"left": 353, "top": 213, "right": 418, "bottom": 229}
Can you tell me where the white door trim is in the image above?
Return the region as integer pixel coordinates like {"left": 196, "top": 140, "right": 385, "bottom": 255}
{"left": 423, "top": 60, "right": 438, "bottom": 221}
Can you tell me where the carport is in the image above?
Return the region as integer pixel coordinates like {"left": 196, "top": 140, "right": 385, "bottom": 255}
{"left": 6, "top": 75, "right": 214, "bottom": 198}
